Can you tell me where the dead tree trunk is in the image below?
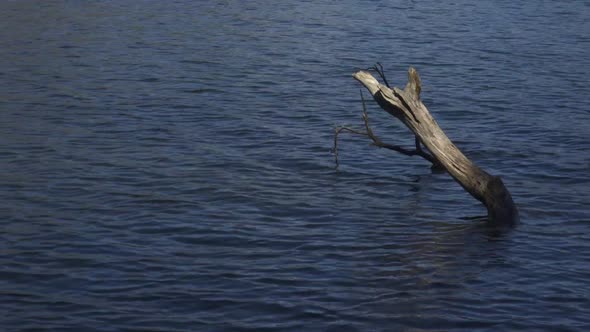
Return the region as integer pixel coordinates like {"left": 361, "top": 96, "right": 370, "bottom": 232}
{"left": 353, "top": 67, "right": 518, "bottom": 225}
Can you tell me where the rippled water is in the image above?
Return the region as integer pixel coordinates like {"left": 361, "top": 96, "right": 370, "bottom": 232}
{"left": 1, "top": 1, "right": 589, "bottom": 331}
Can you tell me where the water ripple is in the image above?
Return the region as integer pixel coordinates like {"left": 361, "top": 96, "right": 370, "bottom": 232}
{"left": 1, "top": 0, "right": 590, "bottom": 331}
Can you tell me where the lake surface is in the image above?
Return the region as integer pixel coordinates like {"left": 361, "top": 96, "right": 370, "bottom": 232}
{"left": 1, "top": 1, "right": 589, "bottom": 331}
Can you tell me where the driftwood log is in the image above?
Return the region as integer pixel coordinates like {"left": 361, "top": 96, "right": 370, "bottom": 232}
{"left": 342, "top": 66, "right": 518, "bottom": 225}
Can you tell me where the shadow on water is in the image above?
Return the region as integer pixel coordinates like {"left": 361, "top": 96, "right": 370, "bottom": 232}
{"left": 390, "top": 216, "right": 516, "bottom": 286}
{"left": 406, "top": 171, "right": 518, "bottom": 235}
{"left": 459, "top": 215, "right": 516, "bottom": 239}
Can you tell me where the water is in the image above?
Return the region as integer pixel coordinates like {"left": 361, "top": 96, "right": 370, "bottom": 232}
{"left": 1, "top": 1, "right": 589, "bottom": 331}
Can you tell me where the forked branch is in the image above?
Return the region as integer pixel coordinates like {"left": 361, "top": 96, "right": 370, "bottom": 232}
{"left": 332, "top": 91, "right": 440, "bottom": 168}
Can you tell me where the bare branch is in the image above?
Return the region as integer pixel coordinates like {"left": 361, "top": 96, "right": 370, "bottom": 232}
{"left": 332, "top": 90, "right": 441, "bottom": 169}
{"left": 361, "top": 90, "right": 438, "bottom": 164}
{"left": 404, "top": 66, "right": 422, "bottom": 100}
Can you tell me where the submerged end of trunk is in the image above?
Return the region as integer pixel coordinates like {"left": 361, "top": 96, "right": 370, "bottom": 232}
{"left": 484, "top": 176, "right": 519, "bottom": 225}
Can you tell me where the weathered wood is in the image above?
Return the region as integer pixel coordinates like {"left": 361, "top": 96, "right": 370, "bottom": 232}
{"left": 353, "top": 67, "right": 518, "bottom": 225}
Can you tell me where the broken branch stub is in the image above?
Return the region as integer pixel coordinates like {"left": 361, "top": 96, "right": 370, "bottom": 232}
{"left": 353, "top": 67, "right": 518, "bottom": 225}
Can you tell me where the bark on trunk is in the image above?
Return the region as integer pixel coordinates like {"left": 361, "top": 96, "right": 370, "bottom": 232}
{"left": 353, "top": 68, "right": 518, "bottom": 225}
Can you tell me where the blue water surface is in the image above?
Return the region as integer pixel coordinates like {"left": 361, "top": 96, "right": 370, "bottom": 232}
{"left": 1, "top": 1, "right": 589, "bottom": 331}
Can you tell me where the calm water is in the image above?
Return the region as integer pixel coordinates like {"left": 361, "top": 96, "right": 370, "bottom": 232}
{"left": 1, "top": 1, "right": 589, "bottom": 331}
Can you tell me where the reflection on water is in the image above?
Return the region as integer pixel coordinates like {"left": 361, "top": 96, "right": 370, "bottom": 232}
{"left": 1, "top": 0, "right": 589, "bottom": 331}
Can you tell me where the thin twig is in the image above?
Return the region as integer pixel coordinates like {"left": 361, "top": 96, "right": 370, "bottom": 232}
{"left": 368, "top": 62, "right": 391, "bottom": 88}
{"left": 332, "top": 126, "right": 368, "bottom": 169}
